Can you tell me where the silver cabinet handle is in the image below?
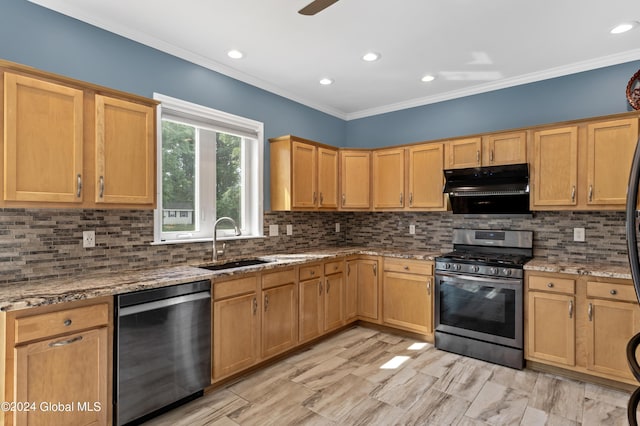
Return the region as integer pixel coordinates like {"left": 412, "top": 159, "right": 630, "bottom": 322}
{"left": 76, "top": 174, "right": 82, "bottom": 198}
{"left": 489, "top": 149, "right": 494, "bottom": 163}
{"left": 476, "top": 150, "right": 480, "bottom": 163}
{"left": 264, "top": 295, "right": 269, "bottom": 312}
{"left": 569, "top": 300, "right": 574, "bottom": 319}
{"left": 547, "top": 282, "right": 554, "bottom": 288}
{"left": 310, "top": 270, "right": 315, "bottom": 276}
{"left": 588, "top": 185, "right": 593, "bottom": 202}
{"left": 342, "top": 193, "right": 346, "bottom": 206}
{"left": 63, "top": 319, "right": 72, "bottom": 326}
{"left": 610, "top": 289, "right": 618, "bottom": 295}
{"left": 326, "top": 280, "right": 330, "bottom": 293}
{"left": 319, "top": 192, "right": 324, "bottom": 205}
{"left": 252, "top": 297, "right": 257, "bottom": 315}
{"left": 427, "top": 279, "right": 431, "bottom": 296}
{"left": 571, "top": 185, "right": 576, "bottom": 202}
{"left": 347, "top": 264, "right": 351, "bottom": 275}
{"left": 49, "top": 335, "right": 83, "bottom": 348}
{"left": 313, "top": 192, "right": 317, "bottom": 204}
{"left": 319, "top": 282, "right": 323, "bottom": 295}
{"left": 399, "top": 192, "right": 403, "bottom": 205}
{"left": 99, "top": 176, "right": 105, "bottom": 198}
{"left": 588, "top": 302, "right": 593, "bottom": 321}
{"left": 409, "top": 192, "right": 413, "bottom": 206}
{"left": 404, "top": 265, "right": 409, "bottom": 270}
{"left": 373, "top": 263, "right": 377, "bottom": 276}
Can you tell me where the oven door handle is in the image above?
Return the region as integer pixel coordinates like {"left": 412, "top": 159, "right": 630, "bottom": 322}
{"left": 436, "top": 271, "right": 521, "bottom": 287}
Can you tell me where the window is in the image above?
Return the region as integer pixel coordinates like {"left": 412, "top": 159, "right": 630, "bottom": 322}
{"left": 153, "top": 94, "right": 263, "bottom": 243}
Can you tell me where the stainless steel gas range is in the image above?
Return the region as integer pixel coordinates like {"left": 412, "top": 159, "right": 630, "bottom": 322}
{"left": 434, "top": 229, "right": 533, "bottom": 369}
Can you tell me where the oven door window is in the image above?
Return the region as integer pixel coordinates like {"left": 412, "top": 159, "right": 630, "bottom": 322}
{"left": 436, "top": 274, "right": 521, "bottom": 346}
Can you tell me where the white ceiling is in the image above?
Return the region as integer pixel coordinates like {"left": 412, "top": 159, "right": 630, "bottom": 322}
{"left": 29, "top": 0, "right": 640, "bottom": 120}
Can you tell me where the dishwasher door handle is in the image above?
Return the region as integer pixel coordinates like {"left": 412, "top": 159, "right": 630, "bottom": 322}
{"left": 119, "top": 291, "right": 211, "bottom": 317}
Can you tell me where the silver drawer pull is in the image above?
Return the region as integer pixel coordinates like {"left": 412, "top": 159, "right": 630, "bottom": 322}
{"left": 547, "top": 283, "right": 554, "bottom": 288}
{"left": 404, "top": 266, "right": 409, "bottom": 270}
{"left": 310, "top": 270, "right": 315, "bottom": 276}
{"left": 49, "top": 335, "right": 83, "bottom": 348}
{"left": 76, "top": 174, "right": 82, "bottom": 198}
{"left": 610, "top": 289, "right": 618, "bottom": 295}
{"left": 63, "top": 319, "right": 72, "bottom": 326}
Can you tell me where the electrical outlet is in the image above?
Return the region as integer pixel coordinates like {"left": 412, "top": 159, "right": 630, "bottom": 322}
{"left": 83, "top": 230, "right": 95, "bottom": 248}
{"left": 335, "top": 223, "right": 340, "bottom": 233}
{"left": 409, "top": 224, "right": 416, "bottom": 235}
{"left": 573, "top": 227, "right": 585, "bottom": 242}
{"left": 286, "top": 224, "right": 293, "bottom": 235}
{"left": 269, "top": 224, "right": 279, "bottom": 237}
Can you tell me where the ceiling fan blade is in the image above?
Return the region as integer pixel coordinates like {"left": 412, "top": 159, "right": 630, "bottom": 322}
{"left": 298, "top": 0, "right": 339, "bottom": 15}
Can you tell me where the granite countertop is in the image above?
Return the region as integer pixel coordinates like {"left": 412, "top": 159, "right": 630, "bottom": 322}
{"left": 0, "top": 247, "right": 441, "bottom": 312}
{"left": 524, "top": 258, "right": 632, "bottom": 280}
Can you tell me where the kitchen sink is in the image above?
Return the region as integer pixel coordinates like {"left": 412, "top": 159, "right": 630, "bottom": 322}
{"left": 198, "top": 258, "right": 273, "bottom": 271}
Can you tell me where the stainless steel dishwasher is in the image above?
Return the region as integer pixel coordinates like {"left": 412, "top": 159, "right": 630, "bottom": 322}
{"left": 114, "top": 280, "right": 211, "bottom": 426}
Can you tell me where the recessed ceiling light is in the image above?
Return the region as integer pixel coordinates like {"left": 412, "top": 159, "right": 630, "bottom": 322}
{"left": 227, "top": 49, "right": 244, "bottom": 59}
{"left": 421, "top": 74, "right": 436, "bottom": 82}
{"left": 610, "top": 22, "right": 638, "bottom": 34}
{"left": 319, "top": 78, "right": 334, "bottom": 85}
{"left": 362, "top": 52, "right": 381, "bottom": 62}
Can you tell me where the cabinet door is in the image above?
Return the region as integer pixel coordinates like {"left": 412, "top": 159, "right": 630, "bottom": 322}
{"left": 340, "top": 150, "right": 371, "bottom": 209}
{"left": 324, "top": 273, "right": 344, "bottom": 331}
{"left": 345, "top": 261, "right": 358, "bottom": 321}
{"left": 586, "top": 298, "right": 640, "bottom": 380}
{"left": 373, "top": 148, "right": 405, "bottom": 209}
{"left": 408, "top": 143, "right": 445, "bottom": 210}
{"left": 526, "top": 291, "right": 575, "bottom": 366}
{"left": 356, "top": 260, "right": 379, "bottom": 321}
{"left": 317, "top": 147, "right": 338, "bottom": 209}
{"left": 95, "top": 95, "right": 155, "bottom": 205}
{"left": 291, "top": 141, "right": 317, "bottom": 208}
{"left": 262, "top": 283, "right": 297, "bottom": 358}
{"left": 382, "top": 271, "right": 431, "bottom": 334}
{"left": 4, "top": 72, "right": 84, "bottom": 203}
{"left": 532, "top": 126, "right": 578, "bottom": 207}
{"left": 587, "top": 118, "right": 639, "bottom": 206}
{"left": 445, "top": 137, "right": 482, "bottom": 169}
{"left": 15, "top": 328, "right": 108, "bottom": 426}
{"left": 483, "top": 131, "right": 527, "bottom": 166}
{"left": 299, "top": 278, "right": 323, "bottom": 342}
{"left": 213, "top": 293, "right": 259, "bottom": 379}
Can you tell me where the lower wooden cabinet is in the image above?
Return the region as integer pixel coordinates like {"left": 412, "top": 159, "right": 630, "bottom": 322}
{"left": 382, "top": 258, "right": 434, "bottom": 338}
{"left": 526, "top": 271, "right": 640, "bottom": 384}
{"left": 261, "top": 269, "right": 297, "bottom": 358}
{"left": 324, "top": 269, "right": 344, "bottom": 331}
{"left": 346, "top": 257, "right": 379, "bottom": 321}
{"left": 212, "top": 276, "right": 260, "bottom": 381}
{"left": 1, "top": 298, "right": 112, "bottom": 426}
{"left": 298, "top": 265, "right": 324, "bottom": 343}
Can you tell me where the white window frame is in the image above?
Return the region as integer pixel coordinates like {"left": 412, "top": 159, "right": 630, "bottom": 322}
{"left": 152, "top": 93, "right": 264, "bottom": 244}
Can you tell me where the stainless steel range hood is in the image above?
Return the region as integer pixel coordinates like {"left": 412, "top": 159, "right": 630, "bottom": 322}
{"left": 443, "top": 163, "right": 531, "bottom": 216}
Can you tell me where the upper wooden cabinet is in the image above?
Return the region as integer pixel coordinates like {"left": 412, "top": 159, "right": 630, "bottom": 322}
{"left": 407, "top": 143, "right": 446, "bottom": 210}
{"left": 269, "top": 135, "right": 338, "bottom": 211}
{"left": 339, "top": 149, "right": 371, "bottom": 210}
{"left": 373, "top": 148, "right": 405, "bottom": 209}
{"left": 531, "top": 117, "right": 638, "bottom": 210}
{"left": 1, "top": 62, "right": 158, "bottom": 209}
{"left": 3, "top": 72, "right": 84, "bottom": 204}
{"left": 95, "top": 95, "right": 155, "bottom": 205}
{"left": 445, "top": 132, "right": 527, "bottom": 169}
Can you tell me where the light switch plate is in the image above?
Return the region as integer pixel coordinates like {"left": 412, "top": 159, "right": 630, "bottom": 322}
{"left": 409, "top": 224, "right": 416, "bottom": 235}
{"left": 269, "top": 224, "right": 279, "bottom": 237}
{"left": 573, "top": 227, "right": 585, "bottom": 242}
{"left": 286, "top": 224, "right": 293, "bottom": 235}
{"left": 83, "top": 230, "right": 95, "bottom": 248}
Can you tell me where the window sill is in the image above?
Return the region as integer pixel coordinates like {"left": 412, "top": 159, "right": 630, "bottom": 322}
{"left": 150, "top": 234, "right": 265, "bottom": 246}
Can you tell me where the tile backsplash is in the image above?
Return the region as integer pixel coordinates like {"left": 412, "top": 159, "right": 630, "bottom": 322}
{"left": 0, "top": 208, "right": 629, "bottom": 284}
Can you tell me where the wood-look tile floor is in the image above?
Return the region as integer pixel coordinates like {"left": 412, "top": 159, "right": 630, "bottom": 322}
{"left": 145, "top": 326, "right": 634, "bottom": 425}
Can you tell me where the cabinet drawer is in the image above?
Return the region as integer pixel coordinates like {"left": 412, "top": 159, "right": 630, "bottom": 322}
{"left": 384, "top": 258, "right": 433, "bottom": 275}
{"left": 528, "top": 275, "right": 575, "bottom": 294}
{"left": 262, "top": 268, "right": 295, "bottom": 289}
{"left": 15, "top": 303, "right": 109, "bottom": 344}
{"left": 587, "top": 281, "right": 637, "bottom": 303}
{"left": 324, "top": 260, "right": 344, "bottom": 275}
{"left": 214, "top": 276, "right": 258, "bottom": 300}
{"left": 299, "top": 264, "right": 322, "bottom": 281}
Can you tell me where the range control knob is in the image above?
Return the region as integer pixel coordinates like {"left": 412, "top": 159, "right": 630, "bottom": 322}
{"left": 471, "top": 265, "right": 480, "bottom": 273}
{"left": 445, "top": 263, "right": 451, "bottom": 270}
{"left": 502, "top": 268, "right": 513, "bottom": 276}
{"left": 454, "top": 264, "right": 461, "bottom": 271}
{"left": 490, "top": 267, "right": 498, "bottom": 275}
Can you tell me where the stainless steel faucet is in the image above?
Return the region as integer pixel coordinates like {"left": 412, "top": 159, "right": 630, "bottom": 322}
{"left": 213, "top": 217, "right": 241, "bottom": 261}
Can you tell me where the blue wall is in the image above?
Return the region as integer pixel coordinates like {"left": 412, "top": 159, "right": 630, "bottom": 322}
{"left": 346, "top": 61, "right": 640, "bottom": 148}
{"left": 1, "top": 0, "right": 639, "bottom": 207}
